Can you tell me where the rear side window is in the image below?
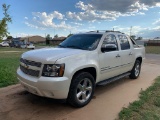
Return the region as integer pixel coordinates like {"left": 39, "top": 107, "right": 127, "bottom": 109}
{"left": 118, "top": 35, "right": 130, "bottom": 50}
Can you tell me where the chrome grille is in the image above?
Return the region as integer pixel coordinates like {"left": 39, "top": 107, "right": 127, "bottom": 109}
{"left": 20, "top": 58, "right": 41, "bottom": 77}
{"left": 20, "top": 65, "right": 40, "bottom": 77}
{"left": 20, "top": 58, "right": 42, "bottom": 67}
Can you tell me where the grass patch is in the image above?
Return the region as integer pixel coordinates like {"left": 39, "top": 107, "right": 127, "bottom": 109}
{"left": 145, "top": 46, "right": 160, "bottom": 54}
{"left": 119, "top": 77, "right": 160, "bottom": 120}
{"left": 0, "top": 47, "right": 27, "bottom": 52}
{"left": 0, "top": 48, "right": 28, "bottom": 88}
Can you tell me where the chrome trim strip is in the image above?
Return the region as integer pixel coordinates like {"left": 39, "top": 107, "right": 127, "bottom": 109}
{"left": 101, "top": 62, "right": 133, "bottom": 72}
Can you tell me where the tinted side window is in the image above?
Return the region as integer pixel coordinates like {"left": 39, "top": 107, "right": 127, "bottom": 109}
{"left": 102, "top": 34, "right": 118, "bottom": 51}
{"left": 118, "top": 35, "right": 130, "bottom": 50}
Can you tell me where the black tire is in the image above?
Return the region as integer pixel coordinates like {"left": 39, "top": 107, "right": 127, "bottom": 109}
{"left": 67, "top": 72, "right": 95, "bottom": 108}
{"left": 129, "top": 60, "right": 141, "bottom": 79}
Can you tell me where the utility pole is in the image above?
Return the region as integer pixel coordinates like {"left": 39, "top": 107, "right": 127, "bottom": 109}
{"left": 54, "top": 28, "right": 55, "bottom": 36}
{"left": 130, "top": 26, "right": 132, "bottom": 36}
{"left": 28, "top": 34, "right": 29, "bottom": 43}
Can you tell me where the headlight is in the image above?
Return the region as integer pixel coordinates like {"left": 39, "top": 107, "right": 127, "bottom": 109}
{"left": 42, "top": 64, "right": 65, "bottom": 77}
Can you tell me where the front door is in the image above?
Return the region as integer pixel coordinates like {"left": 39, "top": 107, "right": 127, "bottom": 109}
{"left": 99, "top": 34, "right": 122, "bottom": 81}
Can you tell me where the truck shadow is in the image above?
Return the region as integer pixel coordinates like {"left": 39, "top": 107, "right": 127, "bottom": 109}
{"left": 0, "top": 77, "right": 132, "bottom": 120}
{"left": 20, "top": 77, "right": 131, "bottom": 106}
{"left": 17, "top": 77, "right": 131, "bottom": 107}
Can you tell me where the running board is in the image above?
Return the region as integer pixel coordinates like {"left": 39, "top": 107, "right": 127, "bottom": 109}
{"left": 97, "top": 72, "right": 131, "bottom": 86}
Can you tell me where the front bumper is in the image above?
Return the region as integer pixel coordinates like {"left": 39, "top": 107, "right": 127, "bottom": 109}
{"left": 17, "top": 68, "right": 70, "bottom": 99}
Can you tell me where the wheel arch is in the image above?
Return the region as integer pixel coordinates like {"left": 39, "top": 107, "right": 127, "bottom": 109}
{"left": 72, "top": 67, "right": 97, "bottom": 82}
{"left": 136, "top": 57, "right": 142, "bottom": 64}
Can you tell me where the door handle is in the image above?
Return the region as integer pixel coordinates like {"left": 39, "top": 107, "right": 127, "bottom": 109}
{"left": 129, "top": 52, "right": 133, "bottom": 56}
{"left": 116, "top": 54, "right": 121, "bottom": 58}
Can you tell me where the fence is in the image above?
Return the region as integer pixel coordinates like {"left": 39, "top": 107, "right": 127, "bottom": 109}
{"left": 147, "top": 40, "right": 160, "bottom": 46}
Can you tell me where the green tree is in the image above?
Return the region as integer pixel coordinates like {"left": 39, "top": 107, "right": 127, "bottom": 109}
{"left": 7, "top": 35, "right": 13, "bottom": 39}
{"left": 136, "top": 37, "right": 143, "bottom": 40}
{"left": 46, "top": 34, "right": 52, "bottom": 40}
{"left": 0, "top": 4, "right": 12, "bottom": 40}
{"left": 45, "top": 34, "right": 52, "bottom": 45}
{"left": 54, "top": 34, "right": 58, "bottom": 38}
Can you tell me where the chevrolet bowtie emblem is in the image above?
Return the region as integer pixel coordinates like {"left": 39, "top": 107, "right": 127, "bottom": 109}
{"left": 24, "top": 63, "right": 29, "bottom": 69}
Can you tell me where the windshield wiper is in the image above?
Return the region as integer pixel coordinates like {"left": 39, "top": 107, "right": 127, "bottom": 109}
{"left": 66, "top": 45, "right": 83, "bottom": 50}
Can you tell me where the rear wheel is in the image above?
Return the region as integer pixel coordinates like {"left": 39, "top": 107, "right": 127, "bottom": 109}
{"left": 129, "top": 60, "right": 141, "bottom": 79}
{"left": 67, "top": 72, "right": 95, "bottom": 108}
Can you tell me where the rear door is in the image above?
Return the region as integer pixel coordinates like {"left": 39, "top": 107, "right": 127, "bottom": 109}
{"left": 99, "top": 34, "right": 122, "bottom": 81}
{"left": 117, "top": 35, "right": 135, "bottom": 74}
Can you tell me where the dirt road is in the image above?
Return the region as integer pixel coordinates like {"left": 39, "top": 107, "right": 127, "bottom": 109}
{"left": 0, "top": 58, "right": 160, "bottom": 120}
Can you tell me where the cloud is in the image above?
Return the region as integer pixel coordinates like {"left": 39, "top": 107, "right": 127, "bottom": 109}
{"left": 70, "top": 22, "right": 83, "bottom": 26}
{"left": 24, "top": 17, "right": 28, "bottom": 20}
{"left": 24, "top": 0, "right": 160, "bottom": 34}
{"left": 15, "top": 33, "right": 32, "bottom": 37}
{"left": 153, "top": 19, "right": 160, "bottom": 25}
{"left": 140, "top": 0, "right": 160, "bottom": 6}
{"left": 112, "top": 25, "right": 150, "bottom": 35}
{"left": 90, "top": 0, "right": 160, "bottom": 12}
{"left": 25, "top": 11, "right": 73, "bottom": 30}
{"left": 112, "top": 25, "right": 160, "bottom": 38}
{"left": 32, "top": 11, "right": 64, "bottom": 21}
{"left": 90, "top": 0, "right": 150, "bottom": 13}
{"left": 152, "top": 26, "right": 160, "bottom": 31}
{"left": 88, "top": 26, "right": 96, "bottom": 29}
{"left": 24, "top": 21, "right": 46, "bottom": 30}
{"left": 67, "top": 1, "right": 121, "bottom": 21}
{"left": 76, "top": 1, "right": 93, "bottom": 11}
{"left": 66, "top": 0, "right": 160, "bottom": 22}
{"left": 66, "top": 1, "right": 152, "bottom": 22}
{"left": 67, "top": 11, "right": 82, "bottom": 21}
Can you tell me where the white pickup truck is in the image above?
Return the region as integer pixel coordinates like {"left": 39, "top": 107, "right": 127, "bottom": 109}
{"left": 17, "top": 31, "right": 145, "bottom": 107}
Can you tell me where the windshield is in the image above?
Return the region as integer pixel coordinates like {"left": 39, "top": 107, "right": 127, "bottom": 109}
{"left": 58, "top": 34, "right": 102, "bottom": 50}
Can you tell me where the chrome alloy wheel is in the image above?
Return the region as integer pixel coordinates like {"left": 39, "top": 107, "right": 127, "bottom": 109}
{"left": 135, "top": 63, "right": 140, "bottom": 77}
{"left": 76, "top": 78, "right": 92, "bottom": 103}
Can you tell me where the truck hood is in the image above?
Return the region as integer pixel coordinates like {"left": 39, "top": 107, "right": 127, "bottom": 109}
{"left": 22, "top": 48, "right": 87, "bottom": 64}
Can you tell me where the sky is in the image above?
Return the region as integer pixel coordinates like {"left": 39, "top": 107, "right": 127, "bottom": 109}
{"left": 0, "top": 0, "right": 160, "bottom": 39}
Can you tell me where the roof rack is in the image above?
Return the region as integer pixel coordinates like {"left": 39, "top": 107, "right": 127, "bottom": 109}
{"left": 88, "top": 30, "right": 124, "bottom": 34}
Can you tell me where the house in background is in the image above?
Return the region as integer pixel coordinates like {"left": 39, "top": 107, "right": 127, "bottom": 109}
{"left": 5, "top": 36, "right": 46, "bottom": 47}
{"left": 48, "top": 37, "right": 66, "bottom": 45}
{"left": 5, "top": 35, "right": 66, "bottom": 46}
{"left": 153, "top": 37, "right": 160, "bottom": 41}
{"left": 20, "top": 36, "right": 45, "bottom": 43}
{"left": 135, "top": 37, "right": 160, "bottom": 46}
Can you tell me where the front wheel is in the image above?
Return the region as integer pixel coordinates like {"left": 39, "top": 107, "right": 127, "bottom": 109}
{"left": 129, "top": 60, "right": 141, "bottom": 79}
{"left": 67, "top": 72, "right": 95, "bottom": 108}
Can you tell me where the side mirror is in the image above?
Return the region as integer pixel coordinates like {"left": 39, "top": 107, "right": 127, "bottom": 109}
{"left": 101, "top": 44, "right": 117, "bottom": 52}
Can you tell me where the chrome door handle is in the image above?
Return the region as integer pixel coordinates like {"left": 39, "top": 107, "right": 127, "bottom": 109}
{"left": 116, "top": 54, "right": 121, "bottom": 58}
{"left": 129, "top": 52, "right": 133, "bottom": 56}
